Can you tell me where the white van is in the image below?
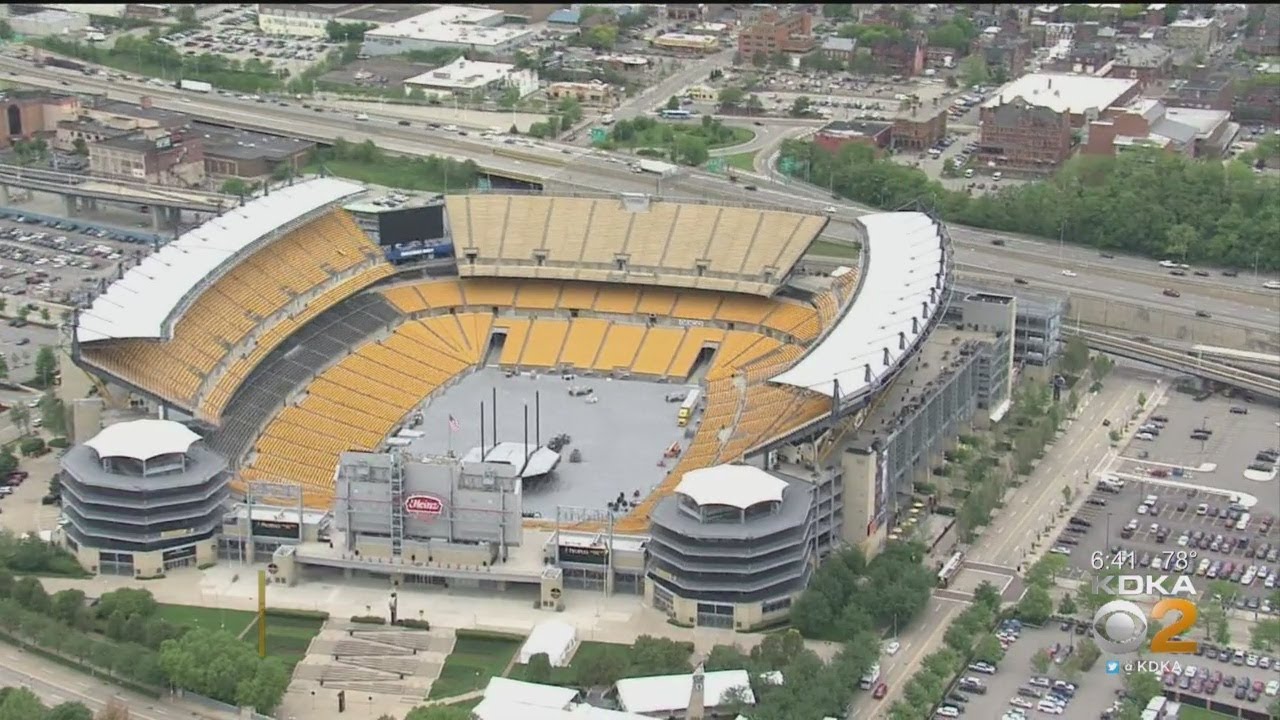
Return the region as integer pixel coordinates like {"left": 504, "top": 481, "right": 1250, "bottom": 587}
{"left": 992, "top": 171, "right": 1003, "bottom": 181}
{"left": 1144, "top": 495, "right": 1159, "bottom": 506}
{"left": 964, "top": 168, "right": 974, "bottom": 179}
{"left": 354, "top": 113, "right": 369, "bottom": 121}
{"left": 1136, "top": 432, "right": 1155, "bottom": 441}
{"left": 1236, "top": 513, "right": 1251, "bottom": 531}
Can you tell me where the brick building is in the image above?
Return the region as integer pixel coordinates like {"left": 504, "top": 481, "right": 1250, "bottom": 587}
{"left": 1046, "top": 43, "right": 1115, "bottom": 75}
{"left": 869, "top": 36, "right": 927, "bottom": 77}
{"left": 193, "top": 122, "right": 314, "bottom": 180}
{"left": 1163, "top": 17, "right": 1220, "bottom": 52}
{"left": 892, "top": 106, "right": 948, "bottom": 151}
{"left": 1084, "top": 99, "right": 1233, "bottom": 159}
{"left": 0, "top": 90, "right": 79, "bottom": 149}
{"left": 88, "top": 128, "right": 206, "bottom": 187}
{"left": 971, "top": 32, "right": 1031, "bottom": 80}
{"left": 976, "top": 97, "right": 1073, "bottom": 173}
{"left": 821, "top": 37, "right": 857, "bottom": 64}
{"left": 1242, "top": 5, "right": 1280, "bottom": 56}
{"left": 1162, "top": 73, "right": 1234, "bottom": 112}
{"left": 1234, "top": 76, "right": 1280, "bottom": 125}
{"left": 1106, "top": 45, "right": 1174, "bottom": 90}
{"left": 737, "top": 10, "right": 814, "bottom": 59}
{"left": 983, "top": 73, "right": 1140, "bottom": 128}
{"left": 814, "top": 120, "right": 893, "bottom": 154}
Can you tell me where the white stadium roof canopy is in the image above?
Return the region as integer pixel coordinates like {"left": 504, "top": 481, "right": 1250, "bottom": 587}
{"left": 770, "top": 211, "right": 947, "bottom": 401}
{"left": 615, "top": 669, "right": 756, "bottom": 715}
{"left": 675, "top": 465, "right": 788, "bottom": 509}
{"left": 517, "top": 620, "right": 578, "bottom": 668}
{"left": 75, "top": 178, "right": 364, "bottom": 343}
{"left": 84, "top": 419, "right": 201, "bottom": 461}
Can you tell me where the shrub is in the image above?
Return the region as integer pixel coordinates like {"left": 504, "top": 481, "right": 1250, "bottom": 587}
{"left": 267, "top": 608, "right": 330, "bottom": 621}
{"left": 394, "top": 618, "right": 431, "bottom": 630}
{"left": 19, "top": 438, "right": 46, "bottom": 457}
{"left": 350, "top": 615, "right": 386, "bottom": 625}
{"left": 48, "top": 437, "right": 70, "bottom": 449}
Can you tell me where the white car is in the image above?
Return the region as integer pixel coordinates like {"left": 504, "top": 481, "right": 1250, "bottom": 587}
{"left": 1267, "top": 679, "right": 1280, "bottom": 696}
{"left": 1264, "top": 280, "right": 1280, "bottom": 290}
{"left": 1010, "top": 697, "right": 1033, "bottom": 709}
{"left": 1037, "top": 701, "right": 1064, "bottom": 715}
{"left": 884, "top": 640, "right": 901, "bottom": 656}
{"left": 1028, "top": 677, "right": 1052, "bottom": 688}
{"left": 935, "top": 707, "right": 960, "bottom": 718}
{"left": 1060, "top": 269, "right": 1077, "bottom": 277}
{"left": 824, "top": 205, "right": 837, "bottom": 214}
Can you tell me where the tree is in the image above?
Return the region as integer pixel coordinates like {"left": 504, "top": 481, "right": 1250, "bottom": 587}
{"left": 0, "top": 687, "right": 46, "bottom": 720}
{"left": 95, "top": 699, "right": 132, "bottom": 720}
{"left": 1031, "top": 648, "right": 1050, "bottom": 674}
{"left": 1017, "top": 585, "right": 1053, "bottom": 625}
{"left": 0, "top": 448, "right": 15, "bottom": 475}
{"left": 159, "top": 629, "right": 289, "bottom": 712}
{"left": 39, "top": 391, "right": 67, "bottom": 437}
{"left": 971, "top": 633, "right": 1005, "bottom": 664}
{"left": 51, "top": 588, "right": 87, "bottom": 625}
{"left": 665, "top": 95, "right": 681, "bottom": 111}
{"left": 48, "top": 702, "right": 94, "bottom": 720}
{"left": 174, "top": 5, "right": 198, "bottom": 26}
{"left": 221, "top": 178, "right": 253, "bottom": 196}
{"left": 718, "top": 86, "right": 745, "bottom": 108}
{"left": 1136, "top": 392, "right": 1147, "bottom": 408}
{"left": 8, "top": 404, "right": 30, "bottom": 437}
{"left": 524, "top": 652, "right": 552, "bottom": 683}
{"left": 705, "top": 644, "right": 752, "bottom": 671}
{"left": 0, "top": 21, "right": 13, "bottom": 41}
{"left": 1060, "top": 335, "right": 1090, "bottom": 376}
{"left": 1058, "top": 595, "right": 1078, "bottom": 617}
{"left": 72, "top": 137, "right": 89, "bottom": 156}
{"left": 34, "top": 346, "right": 58, "bottom": 387}
{"left": 959, "top": 54, "right": 990, "bottom": 86}
{"left": 1124, "top": 667, "right": 1162, "bottom": 707}
{"left": 789, "top": 96, "right": 811, "bottom": 117}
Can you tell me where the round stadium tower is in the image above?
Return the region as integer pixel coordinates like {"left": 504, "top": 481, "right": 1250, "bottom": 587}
{"left": 58, "top": 419, "right": 231, "bottom": 577}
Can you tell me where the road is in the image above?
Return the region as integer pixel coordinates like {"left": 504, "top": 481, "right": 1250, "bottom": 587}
{"left": 0, "top": 645, "right": 238, "bottom": 720}
{"left": 854, "top": 374, "right": 1151, "bottom": 719}
{"left": 2, "top": 56, "right": 1277, "bottom": 330}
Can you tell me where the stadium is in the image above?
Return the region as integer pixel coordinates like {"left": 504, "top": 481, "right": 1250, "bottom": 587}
{"left": 67, "top": 178, "right": 962, "bottom": 626}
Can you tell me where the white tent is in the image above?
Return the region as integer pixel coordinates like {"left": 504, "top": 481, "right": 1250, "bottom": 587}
{"left": 518, "top": 620, "right": 579, "bottom": 667}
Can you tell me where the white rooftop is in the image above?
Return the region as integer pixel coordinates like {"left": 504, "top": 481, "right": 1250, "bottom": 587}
{"left": 483, "top": 676, "right": 577, "bottom": 707}
{"left": 984, "top": 73, "right": 1138, "bottom": 115}
{"left": 516, "top": 621, "right": 578, "bottom": 668}
{"left": 366, "top": 7, "right": 530, "bottom": 46}
{"left": 85, "top": 419, "right": 201, "bottom": 461}
{"left": 1170, "top": 16, "right": 1214, "bottom": 27}
{"left": 771, "top": 212, "right": 946, "bottom": 401}
{"left": 75, "top": 178, "right": 364, "bottom": 343}
{"left": 461, "top": 442, "right": 560, "bottom": 476}
{"left": 615, "top": 669, "right": 756, "bottom": 715}
{"left": 405, "top": 57, "right": 517, "bottom": 90}
{"left": 472, "top": 700, "right": 649, "bottom": 720}
{"left": 675, "top": 465, "right": 787, "bottom": 509}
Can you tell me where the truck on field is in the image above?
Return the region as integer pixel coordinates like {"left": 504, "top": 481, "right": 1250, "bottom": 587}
{"left": 635, "top": 159, "right": 678, "bottom": 177}
{"left": 177, "top": 79, "right": 213, "bottom": 93}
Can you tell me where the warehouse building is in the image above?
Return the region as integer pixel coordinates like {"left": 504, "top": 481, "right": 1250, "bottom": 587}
{"left": 361, "top": 6, "right": 534, "bottom": 56}
{"left": 57, "top": 419, "right": 231, "bottom": 577}
{"left": 403, "top": 57, "right": 538, "bottom": 101}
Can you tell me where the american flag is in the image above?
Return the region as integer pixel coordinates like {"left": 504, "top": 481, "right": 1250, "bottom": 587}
{"left": 448, "top": 415, "right": 460, "bottom": 433}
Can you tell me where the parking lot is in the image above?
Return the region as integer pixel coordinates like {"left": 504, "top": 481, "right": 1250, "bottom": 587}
{"left": 1157, "top": 648, "right": 1280, "bottom": 711}
{"left": 1116, "top": 391, "right": 1280, "bottom": 493}
{"left": 951, "top": 623, "right": 1123, "bottom": 720}
{"left": 158, "top": 5, "right": 337, "bottom": 78}
{"left": 0, "top": 211, "right": 156, "bottom": 308}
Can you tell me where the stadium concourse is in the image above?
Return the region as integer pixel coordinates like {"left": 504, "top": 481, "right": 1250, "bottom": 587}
{"left": 71, "top": 179, "right": 950, "bottom": 534}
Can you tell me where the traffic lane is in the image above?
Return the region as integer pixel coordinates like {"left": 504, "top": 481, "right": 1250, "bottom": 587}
{"left": 856, "top": 597, "right": 966, "bottom": 719}
{"left": 0, "top": 648, "right": 194, "bottom": 720}
{"left": 612, "top": 49, "right": 735, "bottom": 122}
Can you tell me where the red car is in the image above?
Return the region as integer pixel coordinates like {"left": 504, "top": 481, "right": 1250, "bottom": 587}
{"left": 873, "top": 682, "right": 888, "bottom": 699}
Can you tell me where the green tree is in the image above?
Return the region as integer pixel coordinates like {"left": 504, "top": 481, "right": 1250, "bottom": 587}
{"left": 959, "top": 54, "right": 990, "bottom": 86}
{"left": 1058, "top": 594, "right": 1078, "bottom": 617}
{"left": 1017, "top": 585, "right": 1053, "bottom": 625}
{"left": 12, "top": 576, "right": 50, "bottom": 612}
{"left": 159, "top": 628, "right": 289, "bottom": 712}
{"left": 1031, "top": 648, "right": 1050, "bottom": 674}
{"left": 34, "top": 346, "right": 57, "bottom": 387}
{"left": 221, "top": 178, "right": 253, "bottom": 196}
{"left": 0, "top": 687, "right": 46, "bottom": 720}
{"left": 704, "top": 643, "right": 751, "bottom": 671}
{"left": 718, "top": 86, "right": 746, "bottom": 108}
{"left": 0, "top": 447, "right": 15, "bottom": 475}
{"left": 666, "top": 95, "right": 681, "bottom": 111}
{"left": 50, "top": 588, "right": 87, "bottom": 625}
{"left": 971, "top": 633, "right": 1005, "bottom": 664}
{"left": 39, "top": 391, "right": 67, "bottom": 437}
{"left": 0, "top": 20, "right": 13, "bottom": 41}
{"left": 790, "top": 96, "right": 812, "bottom": 117}
{"left": 174, "top": 5, "right": 198, "bottom": 27}
{"left": 47, "top": 703, "right": 94, "bottom": 720}
{"left": 71, "top": 137, "right": 89, "bottom": 156}
{"left": 8, "top": 404, "right": 29, "bottom": 437}
{"left": 403, "top": 707, "right": 471, "bottom": 720}
{"left": 1060, "top": 335, "right": 1090, "bottom": 376}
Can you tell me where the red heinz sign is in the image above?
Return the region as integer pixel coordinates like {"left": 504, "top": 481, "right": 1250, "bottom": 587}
{"left": 404, "top": 494, "right": 444, "bottom": 517}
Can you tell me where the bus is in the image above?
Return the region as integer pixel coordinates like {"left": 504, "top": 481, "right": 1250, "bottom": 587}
{"left": 660, "top": 109, "right": 693, "bottom": 120}
{"left": 677, "top": 389, "right": 701, "bottom": 427}
{"left": 937, "top": 551, "right": 965, "bottom": 589}
{"left": 859, "top": 663, "right": 881, "bottom": 690}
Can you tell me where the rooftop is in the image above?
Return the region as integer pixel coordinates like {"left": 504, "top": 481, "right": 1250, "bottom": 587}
{"left": 771, "top": 212, "right": 946, "bottom": 401}
{"left": 1113, "top": 43, "right": 1173, "bottom": 67}
{"left": 1170, "top": 17, "right": 1215, "bottom": 28}
{"left": 483, "top": 676, "right": 577, "bottom": 707}
{"left": 337, "top": 3, "right": 435, "bottom": 23}
{"left": 675, "top": 465, "right": 788, "bottom": 509}
{"left": 985, "top": 73, "right": 1139, "bottom": 115}
{"left": 365, "top": 6, "right": 529, "bottom": 46}
{"left": 84, "top": 419, "right": 201, "bottom": 461}
{"left": 819, "top": 119, "right": 894, "bottom": 138}
{"left": 90, "top": 100, "right": 190, "bottom": 126}
{"left": 404, "top": 57, "right": 519, "bottom": 90}
{"left": 75, "top": 177, "right": 364, "bottom": 342}
{"left": 191, "top": 122, "right": 316, "bottom": 161}
{"left": 615, "top": 669, "right": 756, "bottom": 715}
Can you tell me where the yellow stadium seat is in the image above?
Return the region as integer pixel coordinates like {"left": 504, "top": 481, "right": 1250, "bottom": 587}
{"left": 593, "top": 323, "right": 645, "bottom": 372}
{"left": 631, "top": 327, "right": 684, "bottom": 376}
{"left": 521, "top": 319, "right": 570, "bottom": 367}
{"left": 496, "top": 318, "right": 532, "bottom": 365}
{"left": 593, "top": 285, "right": 640, "bottom": 314}
{"left": 559, "top": 318, "right": 609, "bottom": 368}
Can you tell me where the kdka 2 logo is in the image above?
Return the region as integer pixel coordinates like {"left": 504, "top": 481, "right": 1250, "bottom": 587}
{"left": 1092, "top": 574, "right": 1199, "bottom": 655}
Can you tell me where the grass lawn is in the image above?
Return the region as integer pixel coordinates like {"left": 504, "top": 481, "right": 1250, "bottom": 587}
{"left": 304, "top": 159, "right": 466, "bottom": 192}
{"left": 426, "top": 633, "right": 522, "bottom": 700}
{"left": 606, "top": 119, "right": 754, "bottom": 153}
{"left": 506, "top": 640, "right": 626, "bottom": 686}
{"left": 155, "top": 604, "right": 258, "bottom": 635}
{"left": 808, "top": 239, "right": 862, "bottom": 260}
{"left": 250, "top": 615, "right": 325, "bottom": 669}
{"left": 724, "top": 151, "right": 758, "bottom": 172}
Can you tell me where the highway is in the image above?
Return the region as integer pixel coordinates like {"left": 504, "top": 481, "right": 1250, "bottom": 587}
{"left": 3, "top": 56, "right": 1277, "bottom": 332}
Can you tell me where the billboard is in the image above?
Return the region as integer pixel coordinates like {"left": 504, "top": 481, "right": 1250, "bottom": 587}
{"left": 405, "top": 494, "right": 445, "bottom": 517}
{"left": 251, "top": 519, "right": 300, "bottom": 538}
{"left": 378, "top": 206, "right": 445, "bottom": 245}
{"left": 559, "top": 544, "right": 608, "bottom": 565}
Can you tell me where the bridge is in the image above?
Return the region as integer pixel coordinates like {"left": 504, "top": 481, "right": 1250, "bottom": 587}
{"left": 1075, "top": 329, "right": 1280, "bottom": 400}
{"left": 0, "top": 164, "right": 231, "bottom": 220}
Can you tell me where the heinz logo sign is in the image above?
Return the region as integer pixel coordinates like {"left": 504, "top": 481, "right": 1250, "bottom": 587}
{"left": 404, "top": 495, "right": 444, "bottom": 516}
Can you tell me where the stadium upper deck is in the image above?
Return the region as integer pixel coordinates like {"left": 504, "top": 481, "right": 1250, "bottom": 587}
{"left": 445, "top": 194, "right": 828, "bottom": 295}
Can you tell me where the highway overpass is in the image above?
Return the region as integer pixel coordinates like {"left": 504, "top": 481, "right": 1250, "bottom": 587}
{"left": 0, "top": 163, "right": 229, "bottom": 216}
{"left": 1075, "top": 329, "right": 1280, "bottom": 400}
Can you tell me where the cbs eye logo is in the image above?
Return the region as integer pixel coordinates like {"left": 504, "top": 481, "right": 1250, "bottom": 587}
{"left": 1093, "top": 599, "right": 1199, "bottom": 655}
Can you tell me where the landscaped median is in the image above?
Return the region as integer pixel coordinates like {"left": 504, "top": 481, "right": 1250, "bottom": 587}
{"left": 594, "top": 117, "right": 754, "bottom": 167}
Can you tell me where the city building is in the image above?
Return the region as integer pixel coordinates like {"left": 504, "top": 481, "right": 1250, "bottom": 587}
{"left": 83, "top": 98, "right": 190, "bottom": 131}
{"left": 814, "top": 120, "right": 893, "bottom": 154}
{"left": 1163, "top": 16, "right": 1221, "bottom": 52}
{"left": 869, "top": 36, "right": 927, "bottom": 77}
{"left": 820, "top": 36, "right": 857, "bottom": 64}
{"left": 1162, "top": 73, "right": 1234, "bottom": 112}
{"left": 662, "top": 4, "right": 706, "bottom": 23}
{"left": 645, "top": 464, "right": 838, "bottom": 630}
{"left": 737, "top": 9, "right": 814, "bottom": 59}
{"left": 977, "top": 96, "right": 1074, "bottom": 173}
{"left": 983, "top": 73, "right": 1140, "bottom": 128}
{"left": 1242, "top": 5, "right": 1280, "bottom": 56}
{"left": 192, "top": 122, "right": 316, "bottom": 180}
{"left": 218, "top": 503, "right": 332, "bottom": 564}
{"left": 1084, "top": 98, "right": 1233, "bottom": 159}
{"left": 88, "top": 128, "right": 206, "bottom": 187}
{"left": 952, "top": 284, "right": 1063, "bottom": 368}
{"left": 57, "top": 419, "right": 231, "bottom": 577}
{"left": 0, "top": 90, "right": 80, "bottom": 149}
{"left": 892, "top": 106, "right": 949, "bottom": 151}
{"left": 546, "top": 8, "right": 581, "bottom": 27}
{"left": 652, "top": 33, "right": 720, "bottom": 54}
{"left": 402, "top": 58, "right": 538, "bottom": 100}
{"left": 971, "top": 30, "right": 1032, "bottom": 79}
{"left": 53, "top": 118, "right": 131, "bottom": 154}
{"left": 546, "top": 81, "right": 617, "bottom": 106}
{"left": 361, "top": 6, "right": 534, "bottom": 57}
{"left": 1047, "top": 42, "right": 1115, "bottom": 75}
{"left": 1106, "top": 44, "right": 1174, "bottom": 89}
{"left": 1235, "top": 74, "right": 1280, "bottom": 126}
